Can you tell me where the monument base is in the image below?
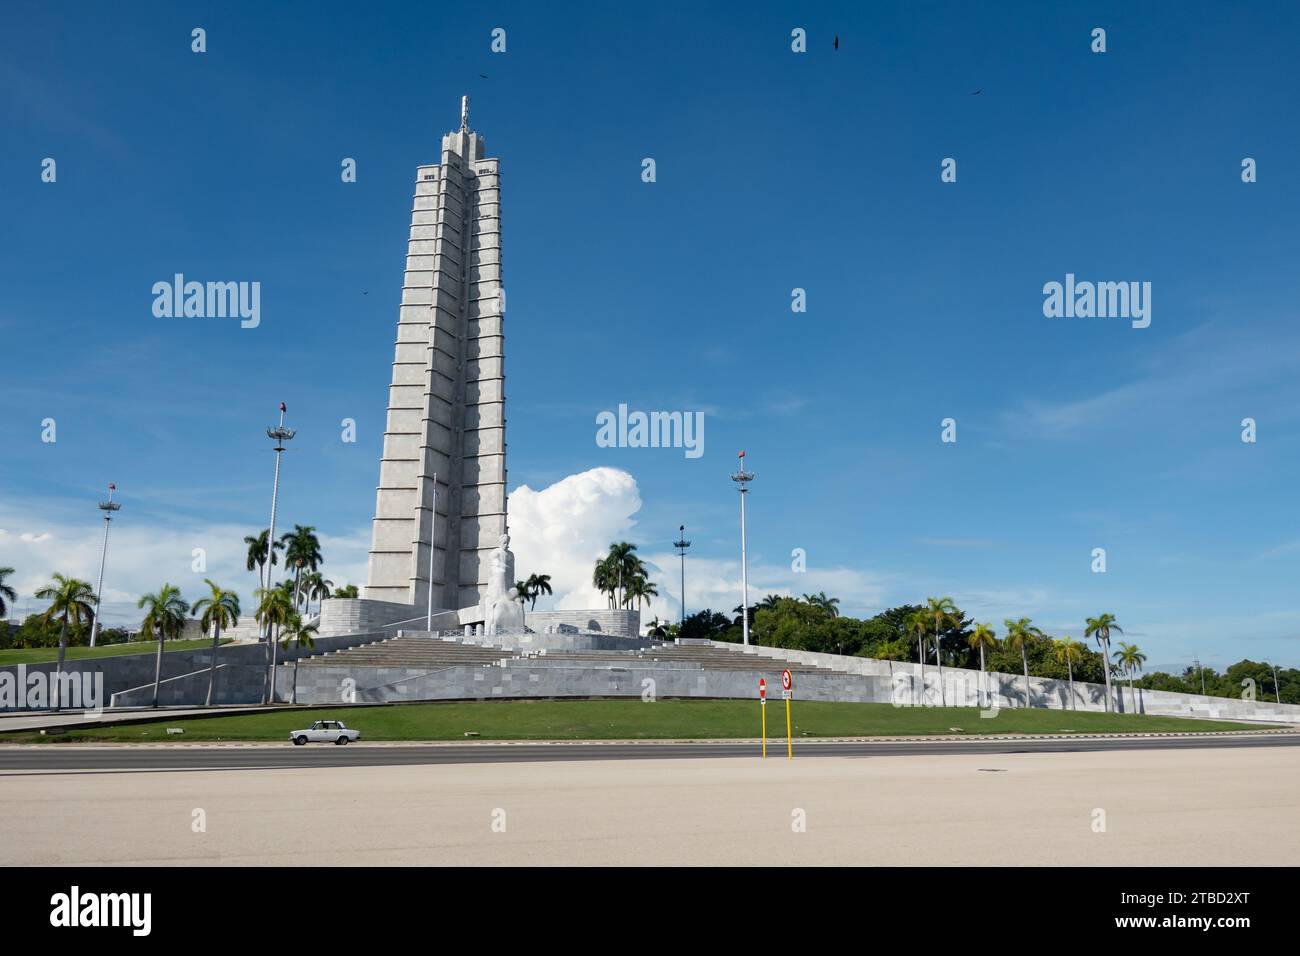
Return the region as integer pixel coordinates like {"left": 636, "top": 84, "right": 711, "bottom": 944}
{"left": 319, "top": 598, "right": 641, "bottom": 639}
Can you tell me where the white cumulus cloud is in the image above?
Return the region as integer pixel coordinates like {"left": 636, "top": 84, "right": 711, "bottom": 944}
{"left": 507, "top": 466, "right": 641, "bottom": 610}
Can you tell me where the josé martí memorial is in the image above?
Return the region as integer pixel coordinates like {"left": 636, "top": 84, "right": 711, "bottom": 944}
{"left": 5, "top": 100, "right": 1300, "bottom": 724}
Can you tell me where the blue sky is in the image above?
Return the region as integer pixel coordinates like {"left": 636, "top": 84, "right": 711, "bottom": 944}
{"left": 4, "top": 1, "right": 1300, "bottom": 672}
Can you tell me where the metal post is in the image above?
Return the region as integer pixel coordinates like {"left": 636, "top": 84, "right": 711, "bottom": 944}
{"left": 1271, "top": 662, "right": 1281, "bottom": 704}
{"left": 264, "top": 404, "right": 294, "bottom": 619}
{"left": 673, "top": 525, "right": 691, "bottom": 628}
{"left": 730, "top": 452, "right": 755, "bottom": 646}
{"left": 89, "top": 483, "right": 121, "bottom": 647}
{"left": 263, "top": 404, "right": 295, "bottom": 701}
{"left": 426, "top": 473, "right": 438, "bottom": 632}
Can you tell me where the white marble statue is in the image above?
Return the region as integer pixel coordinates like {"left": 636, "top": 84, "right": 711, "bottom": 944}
{"left": 484, "top": 533, "right": 523, "bottom": 634}
{"left": 486, "top": 533, "right": 515, "bottom": 602}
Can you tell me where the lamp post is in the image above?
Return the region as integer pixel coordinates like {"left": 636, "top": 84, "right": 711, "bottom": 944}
{"left": 673, "top": 525, "right": 691, "bottom": 628}
{"left": 1270, "top": 661, "right": 1281, "bottom": 704}
{"left": 730, "top": 451, "right": 755, "bottom": 646}
{"left": 89, "top": 482, "right": 121, "bottom": 647}
{"left": 263, "top": 402, "right": 295, "bottom": 648}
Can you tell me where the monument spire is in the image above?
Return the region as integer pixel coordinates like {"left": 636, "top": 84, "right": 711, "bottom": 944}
{"left": 366, "top": 98, "right": 505, "bottom": 613}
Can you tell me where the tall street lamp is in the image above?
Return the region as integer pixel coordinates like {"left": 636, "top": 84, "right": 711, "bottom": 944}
{"left": 730, "top": 450, "right": 755, "bottom": 646}
{"left": 673, "top": 525, "right": 691, "bottom": 628}
{"left": 263, "top": 402, "right": 295, "bottom": 647}
{"left": 89, "top": 482, "right": 121, "bottom": 647}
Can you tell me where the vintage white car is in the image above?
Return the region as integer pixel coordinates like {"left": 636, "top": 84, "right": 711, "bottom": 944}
{"left": 289, "top": 720, "right": 361, "bottom": 746}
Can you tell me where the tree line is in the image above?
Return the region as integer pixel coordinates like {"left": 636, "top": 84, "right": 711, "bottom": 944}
{"left": 656, "top": 594, "right": 1299, "bottom": 706}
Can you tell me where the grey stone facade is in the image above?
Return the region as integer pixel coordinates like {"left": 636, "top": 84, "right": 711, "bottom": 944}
{"left": 282, "top": 656, "right": 878, "bottom": 707}
{"left": 366, "top": 102, "right": 507, "bottom": 612}
{"left": 0, "top": 632, "right": 390, "bottom": 711}
{"left": 524, "top": 609, "right": 641, "bottom": 638}
{"left": 11, "top": 630, "right": 1299, "bottom": 725}
{"left": 723, "top": 642, "right": 1300, "bottom": 723}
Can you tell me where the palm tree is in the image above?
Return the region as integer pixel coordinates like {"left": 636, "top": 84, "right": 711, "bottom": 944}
{"left": 137, "top": 584, "right": 190, "bottom": 708}
{"left": 514, "top": 579, "right": 531, "bottom": 604}
{"left": 191, "top": 580, "right": 240, "bottom": 707}
{"left": 301, "top": 572, "right": 334, "bottom": 617}
{"left": 592, "top": 556, "right": 618, "bottom": 608}
{"left": 603, "top": 542, "right": 643, "bottom": 607}
{"left": 1114, "top": 641, "right": 1147, "bottom": 713}
{"left": 332, "top": 584, "right": 359, "bottom": 599}
{"left": 256, "top": 586, "right": 294, "bottom": 703}
{"left": 33, "top": 574, "right": 96, "bottom": 710}
{"left": 281, "top": 612, "right": 319, "bottom": 705}
{"left": 905, "top": 610, "right": 930, "bottom": 705}
{"left": 243, "top": 529, "right": 283, "bottom": 586}
{"left": 1053, "top": 636, "right": 1086, "bottom": 710}
{"left": 280, "top": 524, "right": 323, "bottom": 614}
{"left": 1003, "top": 617, "right": 1044, "bottom": 708}
{"left": 967, "top": 623, "right": 998, "bottom": 708}
{"left": 802, "top": 592, "right": 841, "bottom": 618}
{"left": 1085, "top": 613, "right": 1123, "bottom": 712}
{"left": 625, "top": 574, "right": 658, "bottom": 611}
{"left": 925, "top": 596, "right": 959, "bottom": 706}
{"left": 0, "top": 566, "right": 17, "bottom": 620}
{"left": 759, "top": 594, "right": 784, "bottom": 611}
{"left": 524, "top": 573, "right": 552, "bottom": 610}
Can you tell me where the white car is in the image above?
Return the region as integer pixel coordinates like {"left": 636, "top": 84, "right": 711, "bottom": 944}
{"left": 290, "top": 720, "right": 361, "bottom": 746}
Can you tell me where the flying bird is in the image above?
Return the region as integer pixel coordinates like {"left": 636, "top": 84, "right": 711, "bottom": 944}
{"left": 970, "top": 89, "right": 982, "bottom": 95}
{"left": 479, "top": 74, "right": 488, "bottom": 79}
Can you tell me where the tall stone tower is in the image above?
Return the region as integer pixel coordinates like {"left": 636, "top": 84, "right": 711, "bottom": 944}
{"left": 365, "top": 97, "right": 506, "bottom": 611}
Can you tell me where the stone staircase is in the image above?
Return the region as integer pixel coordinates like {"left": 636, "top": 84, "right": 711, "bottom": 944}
{"left": 637, "top": 643, "right": 848, "bottom": 675}
{"left": 298, "top": 635, "right": 514, "bottom": 669}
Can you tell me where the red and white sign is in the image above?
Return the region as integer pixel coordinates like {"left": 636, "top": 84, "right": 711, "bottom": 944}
{"left": 758, "top": 677, "right": 767, "bottom": 700}
{"left": 781, "top": 669, "right": 793, "bottom": 691}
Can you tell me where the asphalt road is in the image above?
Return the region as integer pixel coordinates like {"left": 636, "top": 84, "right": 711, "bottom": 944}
{"left": 1, "top": 732, "right": 1296, "bottom": 773}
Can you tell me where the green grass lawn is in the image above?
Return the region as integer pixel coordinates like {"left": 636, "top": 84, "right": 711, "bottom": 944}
{"left": 0, "top": 638, "right": 230, "bottom": 667}
{"left": 0, "top": 699, "right": 1263, "bottom": 744}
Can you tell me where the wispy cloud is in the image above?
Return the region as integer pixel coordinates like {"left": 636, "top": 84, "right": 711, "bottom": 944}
{"left": 1001, "top": 321, "right": 1300, "bottom": 439}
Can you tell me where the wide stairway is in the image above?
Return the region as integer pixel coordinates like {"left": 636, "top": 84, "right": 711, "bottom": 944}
{"left": 637, "top": 644, "right": 847, "bottom": 675}
{"left": 300, "top": 636, "right": 514, "bottom": 669}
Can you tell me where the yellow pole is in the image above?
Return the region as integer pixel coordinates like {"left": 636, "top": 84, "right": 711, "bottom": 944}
{"left": 761, "top": 699, "right": 767, "bottom": 758}
{"left": 785, "top": 696, "right": 793, "bottom": 760}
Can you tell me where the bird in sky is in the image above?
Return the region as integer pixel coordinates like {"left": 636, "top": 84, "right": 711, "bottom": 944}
{"left": 971, "top": 89, "right": 982, "bottom": 95}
